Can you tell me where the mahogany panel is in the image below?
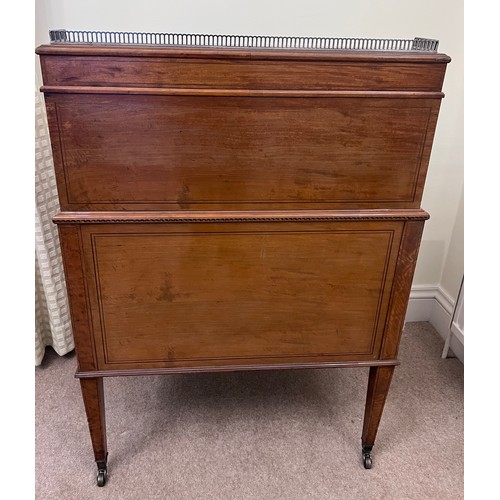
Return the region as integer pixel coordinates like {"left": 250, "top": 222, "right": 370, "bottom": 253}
{"left": 380, "top": 220, "right": 426, "bottom": 359}
{"left": 80, "top": 221, "right": 403, "bottom": 371}
{"left": 57, "top": 225, "right": 97, "bottom": 371}
{"left": 38, "top": 54, "right": 448, "bottom": 91}
{"left": 47, "top": 94, "right": 439, "bottom": 210}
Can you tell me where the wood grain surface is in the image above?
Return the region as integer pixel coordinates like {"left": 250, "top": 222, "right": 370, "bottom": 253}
{"left": 45, "top": 94, "right": 440, "bottom": 210}
{"left": 79, "top": 221, "right": 403, "bottom": 370}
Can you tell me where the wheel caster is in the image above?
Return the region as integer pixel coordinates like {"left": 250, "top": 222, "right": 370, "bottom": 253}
{"left": 362, "top": 445, "right": 373, "bottom": 469}
{"left": 96, "top": 455, "right": 108, "bottom": 487}
{"left": 97, "top": 468, "right": 107, "bottom": 487}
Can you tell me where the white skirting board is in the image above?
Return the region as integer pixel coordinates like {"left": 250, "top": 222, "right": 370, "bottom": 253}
{"left": 405, "top": 285, "right": 464, "bottom": 363}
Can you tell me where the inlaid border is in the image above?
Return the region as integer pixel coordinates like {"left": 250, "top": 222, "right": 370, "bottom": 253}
{"left": 85, "top": 227, "right": 398, "bottom": 365}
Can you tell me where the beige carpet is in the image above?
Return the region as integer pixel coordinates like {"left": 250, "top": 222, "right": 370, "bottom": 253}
{"left": 35, "top": 322, "right": 463, "bottom": 499}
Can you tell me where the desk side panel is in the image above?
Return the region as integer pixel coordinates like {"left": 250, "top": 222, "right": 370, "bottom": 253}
{"left": 44, "top": 94, "right": 441, "bottom": 211}
{"left": 79, "top": 220, "right": 404, "bottom": 372}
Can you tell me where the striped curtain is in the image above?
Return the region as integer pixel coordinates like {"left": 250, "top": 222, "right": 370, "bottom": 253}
{"left": 35, "top": 85, "right": 74, "bottom": 365}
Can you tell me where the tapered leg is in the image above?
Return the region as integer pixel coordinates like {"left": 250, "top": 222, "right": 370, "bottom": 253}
{"left": 361, "top": 365, "right": 395, "bottom": 469}
{"left": 80, "top": 377, "right": 108, "bottom": 486}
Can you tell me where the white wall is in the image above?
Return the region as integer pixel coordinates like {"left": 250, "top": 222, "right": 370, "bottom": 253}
{"left": 440, "top": 187, "right": 464, "bottom": 300}
{"left": 35, "top": 0, "right": 464, "bottom": 304}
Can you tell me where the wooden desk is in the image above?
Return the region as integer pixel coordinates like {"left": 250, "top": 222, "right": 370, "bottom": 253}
{"left": 36, "top": 31, "right": 450, "bottom": 486}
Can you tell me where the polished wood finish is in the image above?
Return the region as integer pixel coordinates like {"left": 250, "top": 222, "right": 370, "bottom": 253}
{"left": 57, "top": 225, "right": 97, "bottom": 371}
{"left": 79, "top": 378, "right": 107, "bottom": 464}
{"left": 36, "top": 41, "right": 449, "bottom": 477}
{"left": 362, "top": 366, "right": 395, "bottom": 448}
{"left": 52, "top": 209, "right": 430, "bottom": 224}
{"left": 82, "top": 220, "right": 401, "bottom": 369}
{"left": 36, "top": 45, "right": 449, "bottom": 91}
{"left": 381, "top": 220, "right": 426, "bottom": 360}
{"left": 43, "top": 93, "right": 440, "bottom": 211}
{"left": 75, "top": 359, "right": 400, "bottom": 378}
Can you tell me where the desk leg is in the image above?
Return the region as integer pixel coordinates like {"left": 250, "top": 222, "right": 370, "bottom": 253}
{"left": 80, "top": 377, "right": 108, "bottom": 486}
{"left": 361, "top": 365, "right": 395, "bottom": 469}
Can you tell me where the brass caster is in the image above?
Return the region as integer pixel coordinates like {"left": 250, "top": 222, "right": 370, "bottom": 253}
{"left": 97, "top": 468, "right": 107, "bottom": 487}
{"left": 96, "top": 457, "right": 108, "bottom": 487}
{"left": 362, "top": 445, "right": 373, "bottom": 469}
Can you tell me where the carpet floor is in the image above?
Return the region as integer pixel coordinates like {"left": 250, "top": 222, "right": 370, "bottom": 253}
{"left": 35, "top": 322, "right": 463, "bottom": 500}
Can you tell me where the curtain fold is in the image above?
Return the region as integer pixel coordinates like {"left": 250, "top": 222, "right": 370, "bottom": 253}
{"left": 35, "top": 88, "right": 74, "bottom": 365}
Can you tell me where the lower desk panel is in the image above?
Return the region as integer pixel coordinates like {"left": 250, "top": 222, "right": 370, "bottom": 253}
{"left": 77, "top": 221, "right": 404, "bottom": 371}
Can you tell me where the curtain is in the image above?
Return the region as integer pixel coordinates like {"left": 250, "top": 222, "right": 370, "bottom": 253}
{"left": 35, "top": 87, "right": 74, "bottom": 365}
